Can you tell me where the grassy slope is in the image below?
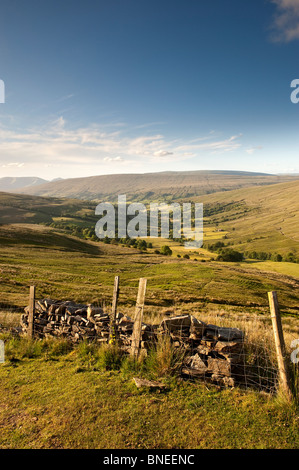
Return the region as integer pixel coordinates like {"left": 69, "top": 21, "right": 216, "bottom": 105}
{"left": 0, "top": 348, "right": 298, "bottom": 449}
{"left": 196, "top": 179, "right": 299, "bottom": 256}
{"left": 17, "top": 170, "right": 297, "bottom": 201}
{"left": 1, "top": 224, "right": 299, "bottom": 318}
{"left": 0, "top": 191, "right": 96, "bottom": 225}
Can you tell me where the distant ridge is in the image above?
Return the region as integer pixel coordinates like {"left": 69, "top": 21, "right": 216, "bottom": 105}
{"left": 16, "top": 170, "right": 298, "bottom": 202}
{"left": 0, "top": 176, "right": 48, "bottom": 192}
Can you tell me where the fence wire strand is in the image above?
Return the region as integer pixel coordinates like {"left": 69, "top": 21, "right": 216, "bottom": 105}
{"left": 1, "top": 295, "right": 298, "bottom": 396}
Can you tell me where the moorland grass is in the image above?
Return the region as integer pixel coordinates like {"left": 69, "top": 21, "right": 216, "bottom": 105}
{"left": 0, "top": 334, "right": 298, "bottom": 449}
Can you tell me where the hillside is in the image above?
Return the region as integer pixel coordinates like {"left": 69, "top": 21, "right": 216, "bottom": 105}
{"left": 0, "top": 191, "right": 96, "bottom": 225}
{"left": 0, "top": 177, "right": 48, "bottom": 192}
{"left": 1, "top": 222, "right": 299, "bottom": 315}
{"left": 16, "top": 170, "right": 297, "bottom": 202}
{"left": 2, "top": 177, "right": 299, "bottom": 259}
{"left": 197, "top": 179, "right": 299, "bottom": 257}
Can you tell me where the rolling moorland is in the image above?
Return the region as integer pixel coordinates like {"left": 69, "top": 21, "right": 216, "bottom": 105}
{"left": 0, "top": 171, "right": 299, "bottom": 449}
{"left": 15, "top": 170, "right": 298, "bottom": 201}
{"left": 0, "top": 177, "right": 48, "bottom": 192}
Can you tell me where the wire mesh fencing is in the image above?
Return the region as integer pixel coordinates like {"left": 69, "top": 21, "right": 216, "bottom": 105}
{"left": 14, "top": 294, "right": 298, "bottom": 396}
{"left": 1, "top": 285, "right": 298, "bottom": 397}
{"left": 0, "top": 291, "right": 28, "bottom": 334}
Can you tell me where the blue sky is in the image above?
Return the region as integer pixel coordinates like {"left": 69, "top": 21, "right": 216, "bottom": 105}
{"left": 0, "top": 0, "right": 299, "bottom": 179}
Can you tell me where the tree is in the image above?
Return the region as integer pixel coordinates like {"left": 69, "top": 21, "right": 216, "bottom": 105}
{"left": 271, "top": 253, "right": 282, "bottom": 262}
{"left": 160, "top": 245, "right": 172, "bottom": 256}
{"left": 136, "top": 239, "right": 147, "bottom": 251}
{"left": 216, "top": 249, "right": 243, "bottom": 262}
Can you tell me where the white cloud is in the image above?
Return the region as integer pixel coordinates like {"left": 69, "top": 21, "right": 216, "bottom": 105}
{"left": 0, "top": 117, "right": 244, "bottom": 177}
{"left": 2, "top": 162, "right": 24, "bottom": 168}
{"left": 153, "top": 150, "right": 174, "bottom": 157}
{"left": 103, "top": 156, "right": 124, "bottom": 162}
{"left": 246, "top": 146, "right": 263, "bottom": 155}
{"left": 270, "top": 0, "right": 299, "bottom": 42}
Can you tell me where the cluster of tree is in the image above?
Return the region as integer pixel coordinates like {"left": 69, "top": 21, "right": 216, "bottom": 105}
{"left": 102, "top": 237, "right": 152, "bottom": 251}
{"left": 205, "top": 240, "right": 298, "bottom": 263}
{"left": 204, "top": 241, "right": 225, "bottom": 252}
{"left": 216, "top": 248, "right": 244, "bottom": 262}
{"left": 245, "top": 251, "right": 299, "bottom": 263}
{"left": 203, "top": 241, "right": 243, "bottom": 262}
{"left": 48, "top": 222, "right": 98, "bottom": 241}
{"left": 48, "top": 222, "right": 154, "bottom": 250}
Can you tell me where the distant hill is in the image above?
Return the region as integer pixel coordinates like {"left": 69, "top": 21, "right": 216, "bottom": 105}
{"left": 0, "top": 176, "right": 48, "bottom": 192}
{"left": 15, "top": 170, "right": 298, "bottom": 201}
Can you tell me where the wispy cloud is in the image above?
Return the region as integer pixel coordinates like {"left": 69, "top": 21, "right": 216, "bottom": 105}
{"left": 0, "top": 118, "right": 243, "bottom": 177}
{"left": 270, "top": 0, "right": 299, "bottom": 42}
{"left": 56, "top": 93, "right": 75, "bottom": 103}
{"left": 246, "top": 146, "right": 263, "bottom": 155}
{"left": 1, "top": 162, "right": 24, "bottom": 168}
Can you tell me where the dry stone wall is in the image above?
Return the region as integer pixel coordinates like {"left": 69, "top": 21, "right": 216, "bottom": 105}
{"left": 20, "top": 299, "right": 245, "bottom": 387}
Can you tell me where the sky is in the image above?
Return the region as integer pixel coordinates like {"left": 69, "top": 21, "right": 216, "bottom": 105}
{"left": 0, "top": 0, "right": 299, "bottom": 180}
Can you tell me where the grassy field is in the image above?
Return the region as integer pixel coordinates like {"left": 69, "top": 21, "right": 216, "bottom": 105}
{"left": 0, "top": 336, "right": 298, "bottom": 449}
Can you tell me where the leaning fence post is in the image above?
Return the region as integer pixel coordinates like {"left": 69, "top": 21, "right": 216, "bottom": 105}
{"left": 130, "top": 278, "right": 147, "bottom": 357}
{"left": 268, "top": 291, "right": 292, "bottom": 401}
{"left": 28, "top": 285, "right": 36, "bottom": 339}
{"left": 109, "top": 275, "right": 120, "bottom": 344}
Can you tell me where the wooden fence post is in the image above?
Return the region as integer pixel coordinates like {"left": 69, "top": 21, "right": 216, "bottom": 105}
{"left": 28, "top": 285, "right": 36, "bottom": 339}
{"left": 268, "top": 291, "right": 292, "bottom": 401}
{"left": 130, "top": 278, "right": 147, "bottom": 357}
{"left": 109, "top": 276, "right": 120, "bottom": 344}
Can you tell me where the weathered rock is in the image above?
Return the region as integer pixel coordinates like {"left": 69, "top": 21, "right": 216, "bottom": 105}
{"left": 207, "top": 356, "right": 232, "bottom": 377}
{"left": 205, "top": 325, "right": 244, "bottom": 342}
{"left": 160, "top": 315, "right": 192, "bottom": 333}
{"left": 189, "top": 316, "right": 207, "bottom": 340}
{"left": 211, "top": 374, "right": 235, "bottom": 387}
{"left": 87, "top": 305, "right": 104, "bottom": 319}
{"left": 214, "top": 339, "right": 243, "bottom": 353}
{"left": 189, "top": 353, "right": 208, "bottom": 373}
{"left": 133, "top": 377, "right": 166, "bottom": 390}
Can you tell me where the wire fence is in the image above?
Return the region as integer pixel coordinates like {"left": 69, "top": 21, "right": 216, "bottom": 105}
{"left": 0, "top": 286, "right": 298, "bottom": 397}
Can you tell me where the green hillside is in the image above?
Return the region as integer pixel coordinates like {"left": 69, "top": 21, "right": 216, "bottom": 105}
{"left": 194, "top": 179, "right": 299, "bottom": 258}
{"left": 1, "top": 223, "right": 298, "bottom": 316}
{"left": 2, "top": 177, "right": 299, "bottom": 260}
{"left": 0, "top": 191, "right": 96, "bottom": 225}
